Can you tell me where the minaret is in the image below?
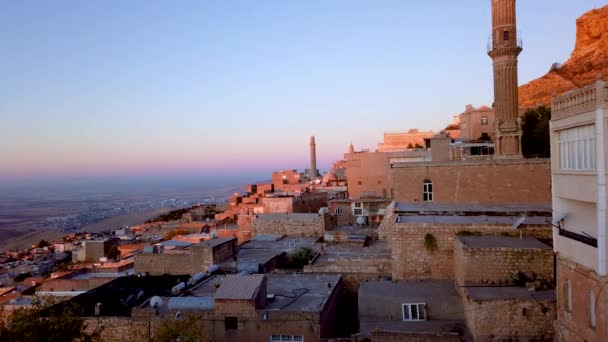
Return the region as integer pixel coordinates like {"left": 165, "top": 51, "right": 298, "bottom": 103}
{"left": 488, "top": 0, "right": 523, "bottom": 158}
{"left": 309, "top": 136, "right": 317, "bottom": 180}
{"left": 348, "top": 142, "right": 355, "bottom": 154}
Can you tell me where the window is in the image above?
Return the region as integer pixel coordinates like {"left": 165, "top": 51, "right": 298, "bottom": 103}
{"left": 590, "top": 290, "right": 596, "bottom": 328}
{"left": 357, "top": 181, "right": 363, "bottom": 185}
{"left": 370, "top": 203, "right": 379, "bottom": 213}
{"left": 270, "top": 336, "right": 303, "bottom": 342}
{"left": 378, "top": 180, "right": 383, "bottom": 185}
{"left": 354, "top": 208, "right": 363, "bottom": 216}
{"left": 423, "top": 180, "right": 433, "bottom": 202}
{"left": 481, "top": 116, "right": 488, "bottom": 125}
{"left": 402, "top": 303, "right": 427, "bottom": 321}
{"left": 225, "top": 317, "right": 238, "bottom": 330}
{"left": 558, "top": 125, "right": 595, "bottom": 170}
{"left": 567, "top": 279, "right": 572, "bottom": 312}
{"left": 503, "top": 30, "right": 509, "bottom": 41}
{"left": 354, "top": 202, "right": 362, "bottom": 208}
{"left": 335, "top": 208, "right": 343, "bottom": 216}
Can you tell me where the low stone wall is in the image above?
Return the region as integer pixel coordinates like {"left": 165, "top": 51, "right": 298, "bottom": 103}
{"left": 386, "top": 222, "right": 552, "bottom": 280}
{"left": 462, "top": 289, "right": 556, "bottom": 341}
{"left": 251, "top": 213, "right": 327, "bottom": 237}
{"left": 454, "top": 238, "right": 554, "bottom": 286}
{"left": 361, "top": 331, "right": 461, "bottom": 342}
{"left": 84, "top": 317, "right": 150, "bottom": 342}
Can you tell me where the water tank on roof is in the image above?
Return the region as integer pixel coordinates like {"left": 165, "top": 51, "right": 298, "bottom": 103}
{"left": 318, "top": 207, "right": 329, "bottom": 215}
{"left": 172, "top": 282, "right": 186, "bottom": 295}
{"left": 207, "top": 264, "right": 219, "bottom": 274}
{"left": 143, "top": 245, "right": 158, "bottom": 254}
{"left": 187, "top": 272, "right": 206, "bottom": 286}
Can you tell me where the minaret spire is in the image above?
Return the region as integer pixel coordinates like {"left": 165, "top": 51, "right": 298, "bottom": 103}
{"left": 489, "top": 0, "right": 523, "bottom": 158}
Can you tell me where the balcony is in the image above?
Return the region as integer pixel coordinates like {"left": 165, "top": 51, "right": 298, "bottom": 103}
{"left": 487, "top": 30, "right": 523, "bottom": 53}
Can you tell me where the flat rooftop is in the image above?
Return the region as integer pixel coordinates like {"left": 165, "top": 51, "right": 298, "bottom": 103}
{"left": 456, "top": 235, "right": 551, "bottom": 249}
{"left": 184, "top": 274, "right": 341, "bottom": 313}
{"left": 253, "top": 213, "right": 322, "bottom": 222}
{"left": 465, "top": 287, "right": 555, "bottom": 302}
{"left": 395, "top": 215, "right": 549, "bottom": 226}
{"left": 394, "top": 202, "right": 551, "bottom": 215}
{"left": 360, "top": 279, "right": 458, "bottom": 298}
{"left": 265, "top": 274, "right": 341, "bottom": 312}
{"left": 312, "top": 240, "right": 391, "bottom": 263}
{"left": 191, "top": 237, "right": 236, "bottom": 248}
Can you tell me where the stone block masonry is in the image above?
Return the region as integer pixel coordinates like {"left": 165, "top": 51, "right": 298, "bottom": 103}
{"left": 386, "top": 223, "right": 552, "bottom": 280}
{"left": 251, "top": 213, "right": 328, "bottom": 237}
{"left": 454, "top": 235, "right": 554, "bottom": 286}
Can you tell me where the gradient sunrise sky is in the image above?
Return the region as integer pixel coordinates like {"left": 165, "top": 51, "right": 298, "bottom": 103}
{"left": 0, "top": 1, "right": 596, "bottom": 185}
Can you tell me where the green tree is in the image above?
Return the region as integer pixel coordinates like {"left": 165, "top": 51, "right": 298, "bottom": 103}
{"left": 154, "top": 314, "right": 202, "bottom": 342}
{"left": 0, "top": 297, "right": 100, "bottom": 342}
{"left": 521, "top": 106, "right": 551, "bottom": 158}
{"left": 287, "top": 247, "right": 316, "bottom": 269}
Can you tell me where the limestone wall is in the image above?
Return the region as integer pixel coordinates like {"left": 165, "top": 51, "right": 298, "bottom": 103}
{"left": 385, "top": 223, "right": 552, "bottom": 280}
{"left": 454, "top": 239, "right": 554, "bottom": 286}
{"left": 251, "top": 214, "right": 326, "bottom": 237}
{"left": 462, "top": 290, "right": 556, "bottom": 341}
{"left": 554, "top": 255, "right": 608, "bottom": 342}
{"left": 390, "top": 159, "right": 551, "bottom": 205}
{"left": 84, "top": 317, "right": 151, "bottom": 342}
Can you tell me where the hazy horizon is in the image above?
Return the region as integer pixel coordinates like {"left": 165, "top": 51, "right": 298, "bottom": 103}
{"left": 1, "top": 1, "right": 596, "bottom": 183}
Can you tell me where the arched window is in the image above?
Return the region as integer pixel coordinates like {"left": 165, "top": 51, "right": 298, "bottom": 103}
{"left": 423, "top": 180, "right": 433, "bottom": 202}
{"left": 503, "top": 30, "right": 510, "bottom": 41}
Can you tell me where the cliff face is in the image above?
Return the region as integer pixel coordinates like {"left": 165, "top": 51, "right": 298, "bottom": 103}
{"left": 519, "top": 5, "right": 608, "bottom": 108}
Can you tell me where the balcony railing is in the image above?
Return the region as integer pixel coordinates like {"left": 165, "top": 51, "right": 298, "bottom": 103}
{"left": 558, "top": 228, "right": 598, "bottom": 248}
{"left": 487, "top": 30, "right": 523, "bottom": 53}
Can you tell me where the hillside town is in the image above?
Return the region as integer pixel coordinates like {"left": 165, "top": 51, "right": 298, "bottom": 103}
{"left": 1, "top": 2, "right": 607, "bottom": 342}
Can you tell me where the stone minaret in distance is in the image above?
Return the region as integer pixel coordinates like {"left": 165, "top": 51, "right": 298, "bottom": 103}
{"left": 488, "top": 0, "right": 523, "bottom": 158}
{"left": 309, "top": 136, "right": 317, "bottom": 180}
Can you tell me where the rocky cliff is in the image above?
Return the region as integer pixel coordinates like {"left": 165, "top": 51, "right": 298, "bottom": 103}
{"left": 519, "top": 5, "right": 608, "bottom": 108}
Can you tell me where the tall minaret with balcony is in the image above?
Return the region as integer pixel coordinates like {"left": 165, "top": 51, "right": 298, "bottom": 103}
{"left": 488, "top": 0, "right": 523, "bottom": 158}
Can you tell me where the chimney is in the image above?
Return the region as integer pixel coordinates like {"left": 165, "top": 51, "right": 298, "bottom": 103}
{"left": 309, "top": 136, "right": 317, "bottom": 180}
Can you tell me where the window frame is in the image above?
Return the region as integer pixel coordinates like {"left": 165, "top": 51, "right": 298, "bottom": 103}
{"left": 481, "top": 116, "right": 488, "bottom": 125}
{"left": 558, "top": 125, "right": 596, "bottom": 171}
{"left": 354, "top": 208, "right": 363, "bottom": 216}
{"left": 402, "top": 303, "right": 427, "bottom": 321}
{"left": 423, "top": 180, "right": 433, "bottom": 202}
{"left": 335, "top": 208, "right": 343, "bottom": 216}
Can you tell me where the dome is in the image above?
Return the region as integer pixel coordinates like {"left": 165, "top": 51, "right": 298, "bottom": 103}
{"left": 322, "top": 172, "right": 338, "bottom": 184}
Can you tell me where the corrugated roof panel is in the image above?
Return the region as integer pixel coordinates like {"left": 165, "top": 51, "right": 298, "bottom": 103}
{"left": 215, "top": 274, "right": 265, "bottom": 300}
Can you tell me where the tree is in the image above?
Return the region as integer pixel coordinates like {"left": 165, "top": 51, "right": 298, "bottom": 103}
{"left": 154, "top": 314, "right": 202, "bottom": 342}
{"left": 287, "top": 247, "right": 316, "bottom": 269}
{"left": 521, "top": 106, "right": 551, "bottom": 158}
{"left": 0, "top": 297, "right": 100, "bottom": 342}
{"left": 35, "top": 240, "right": 49, "bottom": 248}
{"left": 106, "top": 244, "right": 120, "bottom": 260}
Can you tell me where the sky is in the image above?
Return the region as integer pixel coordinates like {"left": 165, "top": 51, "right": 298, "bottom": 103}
{"left": 0, "top": 1, "right": 600, "bottom": 187}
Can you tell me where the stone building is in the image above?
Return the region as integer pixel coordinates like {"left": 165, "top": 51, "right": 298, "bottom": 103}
{"left": 133, "top": 273, "right": 344, "bottom": 342}
{"left": 377, "top": 129, "right": 436, "bottom": 152}
{"left": 72, "top": 238, "right": 119, "bottom": 263}
{"left": 457, "top": 104, "right": 495, "bottom": 141}
{"left": 389, "top": 159, "right": 551, "bottom": 205}
{"left": 379, "top": 202, "right": 553, "bottom": 280}
{"left": 551, "top": 78, "right": 608, "bottom": 341}
{"left": 134, "top": 237, "right": 236, "bottom": 275}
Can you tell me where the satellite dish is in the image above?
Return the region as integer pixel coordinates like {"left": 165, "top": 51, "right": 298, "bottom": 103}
{"left": 356, "top": 216, "right": 366, "bottom": 226}
{"left": 553, "top": 212, "right": 568, "bottom": 226}
{"left": 150, "top": 296, "right": 163, "bottom": 309}
{"left": 512, "top": 217, "right": 526, "bottom": 230}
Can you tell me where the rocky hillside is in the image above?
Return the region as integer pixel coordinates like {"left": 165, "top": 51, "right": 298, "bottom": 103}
{"left": 519, "top": 5, "right": 608, "bottom": 108}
